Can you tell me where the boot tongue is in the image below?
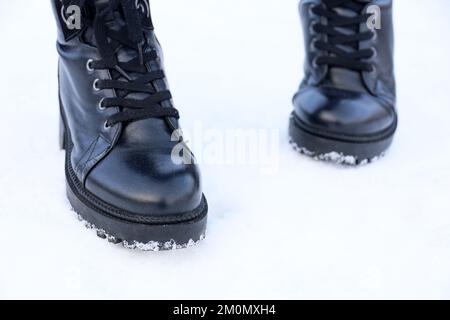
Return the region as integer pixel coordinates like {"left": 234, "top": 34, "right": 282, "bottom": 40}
{"left": 322, "top": 5, "right": 367, "bottom": 93}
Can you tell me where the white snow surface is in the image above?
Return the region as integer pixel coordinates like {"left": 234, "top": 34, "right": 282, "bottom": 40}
{"left": 1, "top": 0, "right": 450, "bottom": 299}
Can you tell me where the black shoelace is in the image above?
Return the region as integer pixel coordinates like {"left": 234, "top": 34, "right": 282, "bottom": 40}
{"left": 85, "top": 0, "right": 179, "bottom": 128}
{"left": 312, "top": 0, "right": 375, "bottom": 72}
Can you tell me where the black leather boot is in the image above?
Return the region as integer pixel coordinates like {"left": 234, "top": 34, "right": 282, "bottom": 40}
{"left": 52, "top": 0, "right": 207, "bottom": 250}
{"left": 290, "top": 0, "right": 398, "bottom": 165}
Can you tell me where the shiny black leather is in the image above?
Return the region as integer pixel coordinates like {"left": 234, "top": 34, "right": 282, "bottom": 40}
{"left": 293, "top": 0, "right": 397, "bottom": 140}
{"left": 52, "top": 0, "right": 203, "bottom": 216}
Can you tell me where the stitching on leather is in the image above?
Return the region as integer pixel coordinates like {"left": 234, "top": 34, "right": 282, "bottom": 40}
{"left": 75, "top": 136, "right": 99, "bottom": 176}
{"left": 74, "top": 136, "right": 97, "bottom": 170}
{"left": 85, "top": 136, "right": 100, "bottom": 165}
{"left": 81, "top": 135, "right": 110, "bottom": 183}
{"left": 83, "top": 136, "right": 108, "bottom": 172}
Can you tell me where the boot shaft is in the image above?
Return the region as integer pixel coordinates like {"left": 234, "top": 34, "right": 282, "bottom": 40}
{"left": 51, "top": 0, "right": 154, "bottom": 43}
{"left": 52, "top": 0, "right": 176, "bottom": 183}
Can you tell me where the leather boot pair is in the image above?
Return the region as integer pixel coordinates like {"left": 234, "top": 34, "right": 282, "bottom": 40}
{"left": 51, "top": 0, "right": 397, "bottom": 250}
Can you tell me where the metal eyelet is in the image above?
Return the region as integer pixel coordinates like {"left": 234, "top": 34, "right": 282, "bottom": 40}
{"left": 370, "top": 47, "right": 377, "bottom": 59}
{"left": 98, "top": 98, "right": 106, "bottom": 111}
{"left": 366, "top": 65, "right": 377, "bottom": 75}
{"left": 310, "top": 38, "right": 318, "bottom": 51}
{"left": 86, "top": 59, "right": 94, "bottom": 72}
{"left": 308, "top": 5, "right": 317, "bottom": 17}
{"left": 93, "top": 79, "right": 101, "bottom": 91}
{"left": 103, "top": 121, "right": 111, "bottom": 130}
{"left": 309, "top": 21, "right": 318, "bottom": 34}
{"left": 312, "top": 57, "right": 320, "bottom": 68}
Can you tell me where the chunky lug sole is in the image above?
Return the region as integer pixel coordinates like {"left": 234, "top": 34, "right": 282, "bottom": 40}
{"left": 59, "top": 108, "right": 208, "bottom": 251}
{"left": 289, "top": 113, "right": 397, "bottom": 165}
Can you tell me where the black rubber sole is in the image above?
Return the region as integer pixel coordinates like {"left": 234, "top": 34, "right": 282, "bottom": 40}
{"left": 60, "top": 109, "right": 208, "bottom": 251}
{"left": 66, "top": 181, "right": 208, "bottom": 250}
{"left": 289, "top": 113, "right": 396, "bottom": 165}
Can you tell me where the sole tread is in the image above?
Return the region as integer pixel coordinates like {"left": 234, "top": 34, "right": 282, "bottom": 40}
{"left": 289, "top": 139, "right": 385, "bottom": 166}
{"left": 72, "top": 209, "right": 206, "bottom": 251}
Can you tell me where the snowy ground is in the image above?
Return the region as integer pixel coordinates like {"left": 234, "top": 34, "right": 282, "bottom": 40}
{"left": 1, "top": 0, "right": 450, "bottom": 299}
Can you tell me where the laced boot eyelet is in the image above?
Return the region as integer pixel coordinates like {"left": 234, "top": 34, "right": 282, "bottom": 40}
{"left": 370, "top": 47, "right": 377, "bottom": 59}
{"left": 312, "top": 57, "right": 320, "bottom": 68}
{"left": 367, "top": 65, "right": 377, "bottom": 74}
{"left": 309, "top": 5, "right": 317, "bottom": 17}
{"left": 310, "top": 39, "right": 319, "bottom": 51}
{"left": 93, "top": 79, "right": 101, "bottom": 91}
{"left": 309, "top": 21, "right": 319, "bottom": 34}
{"left": 103, "top": 121, "right": 112, "bottom": 130}
{"left": 86, "top": 59, "right": 95, "bottom": 72}
{"left": 98, "top": 98, "right": 106, "bottom": 111}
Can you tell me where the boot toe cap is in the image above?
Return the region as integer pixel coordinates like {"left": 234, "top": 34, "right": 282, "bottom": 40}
{"left": 84, "top": 145, "right": 203, "bottom": 218}
{"left": 293, "top": 86, "right": 396, "bottom": 138}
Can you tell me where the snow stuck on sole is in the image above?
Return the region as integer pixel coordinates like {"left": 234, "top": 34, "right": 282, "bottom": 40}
{"left": 73, "top": 211, "right": 205, "bottom": 251}
{"left": 289, "top": 139, "right": 384, "bottom": 166}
